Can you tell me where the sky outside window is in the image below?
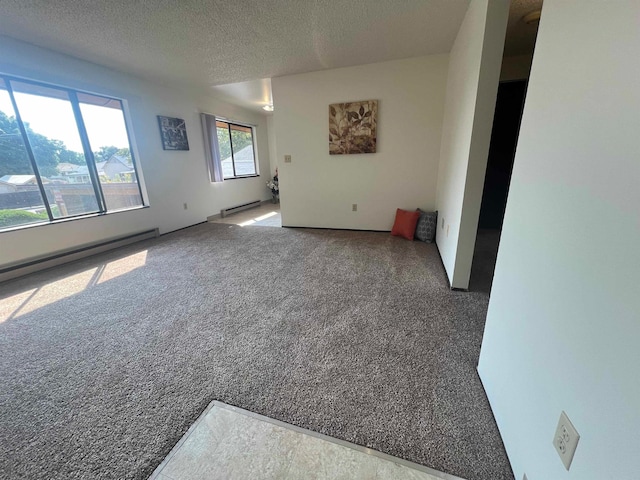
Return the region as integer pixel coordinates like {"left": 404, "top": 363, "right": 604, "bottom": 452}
{"left": 0, "top": 77, "right": 143, "bottom": 230}
{"left": 0, "top": 92, "right": 130, "bottom": 153}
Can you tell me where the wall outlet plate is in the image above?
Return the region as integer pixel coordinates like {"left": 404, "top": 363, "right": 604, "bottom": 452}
{"left": 352, "top": 204, "right": 357, "bottom": 212}
{"left": 553, "top": 411, "right": 580, "bottom": 470}
{"left": 284, "top": 155, "right": 292, "bottom": 163}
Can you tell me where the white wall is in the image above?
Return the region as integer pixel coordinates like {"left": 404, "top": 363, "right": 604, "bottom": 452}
{"left": 0, "top": 36, "right": 271, "bottom": 267}
{"left": 266, "top": 115, "right": 278, "bottom": 178}
{"left": 435, "top": 0, "right": 508, "bottom": 289}
{"left": 478, "top": 2, "right": 640, "bottom": 479}
{"left": 271, "top": 55, "right": 448, "bottom": 230}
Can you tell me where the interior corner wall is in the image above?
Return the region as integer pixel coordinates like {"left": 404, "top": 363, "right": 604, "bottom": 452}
{"left": 478, "top": 1, "right": 640, "bottom": 479}
{"left": 271, "top": 55, "right": 448, "bottom": 230}
{"left": 266, "top": 115, "right": 278, "bottom": 178}
{"left": 0, "top": 36, "right": 271, "bottom": 268}
{"left": 434, "top": 0, "right": 508, "bottom": 289}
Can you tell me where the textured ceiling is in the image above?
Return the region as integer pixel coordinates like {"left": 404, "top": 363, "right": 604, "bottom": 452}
{"left": 211, "top": 0, "right": 544, "bottom": 112}
{"left": 210, "top": 78, "right": 274, "bottom": 113}
{"left": 0, "top": 0, "right": 543, "bottom": 113}
{"left": 0, "top": 0, "right": 470, "bottom": 92}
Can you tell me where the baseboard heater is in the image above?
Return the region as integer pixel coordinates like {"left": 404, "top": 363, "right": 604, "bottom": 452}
{"left": 220, "top": 200, "right": 261, "bottom": 218}
{"left": 0, "top": 228, "right": 159, "bottom": 284}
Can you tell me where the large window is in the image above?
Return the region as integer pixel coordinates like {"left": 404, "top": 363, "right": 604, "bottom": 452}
{"left": 215, "top": 120, "right": 257, "bottom": 178}
{"left": 0, "top": 75, "right": 143, "bottom": 231}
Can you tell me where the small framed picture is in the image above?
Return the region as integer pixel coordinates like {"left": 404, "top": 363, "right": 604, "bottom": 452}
{"left": 157, "top": 115, "right": 189, "bottom": 150}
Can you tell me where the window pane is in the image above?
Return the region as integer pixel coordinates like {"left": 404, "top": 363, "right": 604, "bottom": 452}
{"left": 230, "top": 125, "right": 256, "bottom": 176}
{"left": 0, "top": 82, "right": 48, "bottom": 229}
{"left": 79, "top": 94, "right": 143, "bottom": 210}
{"left": 11, "top": 81, "right": 100, "bottom": 218}
{"left": 216, "top": 124, "right": 234, "bottom": 178}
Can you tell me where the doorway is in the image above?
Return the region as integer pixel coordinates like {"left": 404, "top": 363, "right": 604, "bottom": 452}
{"left": 468, "top": 0, "right": 542, "bottom": 293}
{"left": 478, "top": 81, "right": 527, "bottom": 232}
{"left": 469, "top": 81, "right": 527, "bottom": 292}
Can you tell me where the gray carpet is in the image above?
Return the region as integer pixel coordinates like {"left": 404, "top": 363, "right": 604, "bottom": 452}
{"left": 0, "top": 223, "right": 512, "bottom": 480}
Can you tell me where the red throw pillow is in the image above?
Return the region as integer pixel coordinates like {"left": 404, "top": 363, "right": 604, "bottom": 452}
{"left": 391, "top": 208, "right": 420, "bottom": 240}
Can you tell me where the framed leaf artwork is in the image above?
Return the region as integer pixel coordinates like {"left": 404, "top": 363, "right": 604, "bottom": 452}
{"left": 329, "top": 100, "right": 378, "bottom": 155}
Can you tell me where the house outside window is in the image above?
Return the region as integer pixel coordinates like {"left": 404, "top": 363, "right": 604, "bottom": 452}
{"left": 0, "top": 75, "right": 144, "bottom": 231}
{"left": 215, "top": 120, "right": 257, "bottom": 179}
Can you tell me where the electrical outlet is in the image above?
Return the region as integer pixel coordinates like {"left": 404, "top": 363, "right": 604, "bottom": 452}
{"left": 284, "top": 154, "right": 292, "bottom": 163}
{"left": 553, "top": 411, "right": 580, "bottom": 470}
{"left": 352, "top": 204, "right": 357, "bottom": 212}
{"left": 183, "top": 203, "right": 188, "bottom": 210}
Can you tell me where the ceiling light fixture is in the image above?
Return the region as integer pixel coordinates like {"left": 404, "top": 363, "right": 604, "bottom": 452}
{"left": 263, "top": 104, "right": 274, "bottom": 112}
{"left": 522, "top": 10, "right": 541, "bottom": 25}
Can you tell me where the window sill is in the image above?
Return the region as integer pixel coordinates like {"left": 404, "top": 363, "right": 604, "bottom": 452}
{"left": 223, "top": 175, "right": 260, "bottom": 181}
{"left": 0, "top": 205, "right": 149, "bottom": 234}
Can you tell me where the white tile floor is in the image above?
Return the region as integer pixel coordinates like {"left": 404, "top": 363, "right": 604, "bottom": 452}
{"left": 208, "top": 203, "right": 281, "bottom": 228}
{"left": 149, "top": 402, "right": 466, "bottom": 480}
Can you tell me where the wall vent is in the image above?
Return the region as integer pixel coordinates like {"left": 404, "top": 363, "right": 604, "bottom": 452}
{"left": 220, "top": 200, "right": 261, "bottom": 218}
{"left": 0, "top": 228, "right": 159, "bottom": 284}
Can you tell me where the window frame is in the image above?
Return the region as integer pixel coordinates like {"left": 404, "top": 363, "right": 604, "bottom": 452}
{"left": 216, "top": 119, "right": 259, "bottom": 180}
{"left": 0, "top": 73, "right": 145, "bottom": 232}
